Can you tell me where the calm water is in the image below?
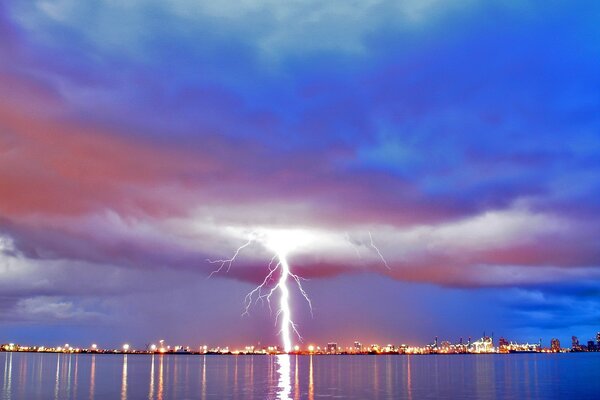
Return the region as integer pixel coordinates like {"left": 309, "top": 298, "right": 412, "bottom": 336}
{"left": 1, "top": 352, "right": 599, "bottom": 399}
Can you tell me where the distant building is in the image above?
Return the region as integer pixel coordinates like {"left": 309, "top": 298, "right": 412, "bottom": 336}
{"left": 353, "top": 341, "right": 362, "bottom": 353}
{"left": 596, "top": 332, "right": 600, "bottom": 346}
{"left": 499, "top": 338, "right": 509, "bottom": 353}
{"left": 551, "top": 338, "right": 560, "bottom": 352}
{"left": 572, "top": 336, "right": 581, "bottom": 352}
{"left": 326, "top": 343, "right": 338, "bottom": 354}
{"left": 587, "top": 341, "right": 596, "bottom": 352}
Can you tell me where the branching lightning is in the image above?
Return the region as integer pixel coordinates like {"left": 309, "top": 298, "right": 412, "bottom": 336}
{"left": 206, "top": 236, "right": 254, "bottom": 279}
{"left": 207, "top": 232, "right": 312, "bottom": 353}
{"left": 208, "top": 229, "right": 389, "bottom": 353}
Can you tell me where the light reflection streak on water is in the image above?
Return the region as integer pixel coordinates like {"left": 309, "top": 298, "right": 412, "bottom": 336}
{"left": 268, "top": 355, "right": 274, "bottom": 395}
{"left": 157, "top": 355, "right": 164, "bottom": 400}
{"left": 2, "top": 354, "right": 5, "bottom": 395}
{"left": 149, "top": 355, "right": 155, "bottom": 400}
{"left": 373, "top": 356, "right": 379, "bottom": 395}
{"left": 38, "top": 354, "right": 44, "bottom": 394}
{"left": 275, "top": 354, "right": 292, "bottom": 400}
{"left": 121, "top": 355, "right": 128, "bottom": 400}
{"left": 407, "top": 356, "right": 412, "bottom": 400}
{"left": 201, "top": 356, "right": 206, "bottom": 400}
{"left": 17, "top": 352, "right": 26, "bottom": 398}
{"left": 54, "top": 354, "right": 60, "bottom": 400}
{"left": 66, "top": 354, "right": 72, "bottom": 398}
{"left": 2, "top": 352, "right": 12, "bottom": 400}
{"left": 74, "top": 355, "right": 79, "bottom": 399}
{"left": 386, "top": 356, "right": 392, "bottom": 397}
{"left": 173, "top": 356, "right": 178, "bottom": 398}
{"left": 234, "top": 356, "right": 238, "bottom": 397}
{"left": 184, "top": 357, "right": 190, "bottom": 399}
{"left": 294, "top": 355, "right": 299, "bottom": 400}
{"left": 90, "top": 355, "right": 96, "bottom": 400}
{"left": 308, "top": 355, "right": 314, "bottom": 400}
{"left": 249, "top": 356, "right": 254, "bottom": 398}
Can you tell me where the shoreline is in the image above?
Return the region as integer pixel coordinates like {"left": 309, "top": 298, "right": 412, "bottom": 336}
{"left": 1, "top": 350, "right": 583, "bottom": 356}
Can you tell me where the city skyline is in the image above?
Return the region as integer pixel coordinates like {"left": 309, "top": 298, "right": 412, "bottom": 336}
{"left": 1, "top": 0, "right": 600, "bottom": 351}
{"left": 3, "top": 328, "right": 600, "bottom": 355}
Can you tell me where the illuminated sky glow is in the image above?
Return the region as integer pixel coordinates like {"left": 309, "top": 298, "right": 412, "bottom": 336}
{"left": 0, "top": 1, "right": 600, "bottom": 347}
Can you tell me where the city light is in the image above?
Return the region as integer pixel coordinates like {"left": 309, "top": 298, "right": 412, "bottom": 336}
{"left": 2, "top": 331, "right": 599, "bottom": 356}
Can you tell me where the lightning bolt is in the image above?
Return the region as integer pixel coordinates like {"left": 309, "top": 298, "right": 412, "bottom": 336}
{"left": 346, "top": 231, "right": 391, "bottom": 270}
{"left": 368, "top": 231, "right": 391, "bottom": 270}
{"left": 277, "top": 252, "right": 293, "bottom": 353}
{"left": 209, "top": 229, "right": 388, "bottom": 352}
{"left": 206, "top": 236, "right": 254, "bottom": 279}
{"left": 208, "top": 233, "right": 312, "bottom": 353}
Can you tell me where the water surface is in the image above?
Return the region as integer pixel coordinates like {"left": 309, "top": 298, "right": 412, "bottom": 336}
{"left": 1, "top": 352, "right": 599, "bottom": 399}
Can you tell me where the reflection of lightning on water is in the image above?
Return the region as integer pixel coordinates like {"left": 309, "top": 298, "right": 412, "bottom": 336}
{"left": 276, "top": 354, "right": 292, "bottom": 400}
{"left": 207, "top": 234, "right": 312, "bottom": 353}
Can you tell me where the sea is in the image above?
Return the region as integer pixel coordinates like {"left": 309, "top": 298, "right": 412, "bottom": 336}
{"left": 1, "top": 352, "right": 599, "bottom": 399}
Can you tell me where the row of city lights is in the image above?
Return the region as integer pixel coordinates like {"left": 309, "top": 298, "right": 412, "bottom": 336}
{"left": 3, "top": 333, "right": 599, "bottom": 355}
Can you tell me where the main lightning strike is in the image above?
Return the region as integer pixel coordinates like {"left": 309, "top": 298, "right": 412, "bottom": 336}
{"left": 208, "top": 229, "right": 388, "bottom": 353}
{"left": 207, "top": 232, "right": 312, "bottom": 353}
{"left": 277, "top": 252, "right": 293, "bottom": 353}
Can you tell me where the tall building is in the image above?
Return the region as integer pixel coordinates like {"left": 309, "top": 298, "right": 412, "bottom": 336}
{"left": 326, "top": 343, "right": 338, "bottom": 354}
{"left": 572, "top": 336, "right": 580, "bottom": 351}
{"left": 353, "top": 341, "right": 362, "bottom": 353}
{"left": 596, "top": 332, "right": 600, "bottom": 346}
{"left": 551, "top": 338, "right": 560, "bottom": 352}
